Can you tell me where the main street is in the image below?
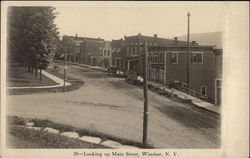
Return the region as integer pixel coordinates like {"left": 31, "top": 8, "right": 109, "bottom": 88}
{"left": 7, "top": 63, "right": 220, "bottom": 148}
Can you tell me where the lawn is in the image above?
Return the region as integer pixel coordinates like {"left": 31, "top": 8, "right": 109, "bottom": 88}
{"left": 7, "top": 65, "right": 57, "bottom": 87}
{"left": 7, "top": 116, "right": 151, "bottom": 149}
{"left": 7, "top": 125, "right": 109, "bottom": 148}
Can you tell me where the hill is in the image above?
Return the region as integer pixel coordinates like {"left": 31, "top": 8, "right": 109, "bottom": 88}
{"left": 178, "top": 31, "right": 223, "bottom": 49}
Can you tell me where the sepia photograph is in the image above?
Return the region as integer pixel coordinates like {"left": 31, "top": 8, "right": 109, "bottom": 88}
{"left": 1, "top": 1, "right": 249, "bottom": 158}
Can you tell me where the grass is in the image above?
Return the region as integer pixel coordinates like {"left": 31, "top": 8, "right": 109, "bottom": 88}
{"left": 8, "top": 116, "right": 153, "bottom": 149}
{"left": 8, "top": 125, "right": 109, "bottom": 148}
{"left": 7, "top": 65, "right": 57, "bottom": 87}
{"left": 7, "top": 64, "right": 84, "bottom": 95}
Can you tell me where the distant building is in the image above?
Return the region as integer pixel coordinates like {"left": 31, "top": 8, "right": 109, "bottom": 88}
{"left": 62, "top": 34, "right": 105, "bottom": 66}
{"left": 101, "top": 41, "right": 112, "bottom": 68}
{"left": 111, "top": 39, "right": 125, "bottom": 70}
{"left": 122, "top": 33, "right": 188, "bottom": 75}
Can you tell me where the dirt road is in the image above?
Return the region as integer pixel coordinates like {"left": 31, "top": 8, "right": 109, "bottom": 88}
{"left": 7, "top": 64, "right": 220, "bottom": 148}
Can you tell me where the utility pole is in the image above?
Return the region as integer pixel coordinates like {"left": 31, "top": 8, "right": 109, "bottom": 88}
{"left": 64, "top": 48, "right": 67, "bottom": 87}
{"left": 142, "top": 41, "right": 149, "bottom": 146}
{"left": 187, "top": 12, "right": 191, "bottom": 88}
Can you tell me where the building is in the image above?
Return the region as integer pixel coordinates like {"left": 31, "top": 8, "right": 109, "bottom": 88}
{"left": 101, "top": 41, "right": 112, "bottom": 68}
{"left": 111, "top": 39, "right": 125, "bottom": 70}
{"left": 147, "top": 45, "right": 222, "bottom": 104}
{"left": 61, "top": 34, "right": 105, "bottom": 66}
{"left": 121, "top": 33, "right": 188, "bottom": 75}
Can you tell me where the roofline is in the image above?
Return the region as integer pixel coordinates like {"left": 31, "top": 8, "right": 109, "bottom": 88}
{"left": 62, "top": 35, "right": 105, "bottom": 41}
{"left": 147, "top": 45, "right": 216, "bottom": 48}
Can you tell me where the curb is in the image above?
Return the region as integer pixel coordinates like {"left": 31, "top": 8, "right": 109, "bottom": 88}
{"left": 19, "top": 121, "right": 140, "bottom": 149}
{"left": 7, "top": 80, "right": 84, "bottom": 95}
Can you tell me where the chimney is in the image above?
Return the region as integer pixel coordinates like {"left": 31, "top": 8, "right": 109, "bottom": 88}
{"left": 154, "top": 34, "right": 157, "bottom": 38}
{"left": 124, "top": 35, "right": 127, "bottom": 40}
{"left": 192, "top": 41, "right": 198, "bottom": 46}
{"left": 174, "top": 37, "right": 178, "bottom": 41}
{"left": 138, "top": 33, "right": 141, "bottom": 36}
{"left": 75, "top": 34, "right": 78, "bottom": 37}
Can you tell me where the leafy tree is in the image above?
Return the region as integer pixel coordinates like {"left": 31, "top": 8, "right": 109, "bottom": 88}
{"left": 8, "top": 7, "right": 60, "bottom": 81}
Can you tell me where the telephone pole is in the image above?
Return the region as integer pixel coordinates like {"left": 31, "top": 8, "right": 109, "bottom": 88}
{"left": 64, "top": 48, "right": 68, "bottom": 87}
{"left": 142, "top": 41, "right": 149, "bottom": 146}
{"left": 187, "top": 12, "right": 191, "bottom": 88}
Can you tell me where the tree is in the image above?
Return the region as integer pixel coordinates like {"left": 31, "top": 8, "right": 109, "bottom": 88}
{"left": 8, "top": 7, "right": 60, "bottom": 81}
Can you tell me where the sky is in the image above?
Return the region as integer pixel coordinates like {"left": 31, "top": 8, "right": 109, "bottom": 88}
{"left": 55, "top": 2, "right": 225, "bottom": 41}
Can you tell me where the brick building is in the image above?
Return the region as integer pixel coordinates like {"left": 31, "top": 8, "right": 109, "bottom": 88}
{"left": 62, "top": 35, "right": 105, "bottom": 66}
{"left": 111, "top": 39, "right": 125, "bottom": 70}
{"left": 120, "top": 33, "right": 188, "bottom": 75}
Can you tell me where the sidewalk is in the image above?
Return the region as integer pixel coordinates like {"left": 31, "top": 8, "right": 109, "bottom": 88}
{"left": 73, "top": 63, "right": 107, "bottom": 72}
{"left": 8, "top": 70, "right": 71, "bottom": 89}
{"left": 148, "top": 81, "right": 221, "bottom": 114}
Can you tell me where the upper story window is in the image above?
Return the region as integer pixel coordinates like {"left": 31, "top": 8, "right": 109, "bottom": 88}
{"left": 107, "top": 50, "right": 110, "bottom": 56}
{"left": 159, "top": 52, "right": 164, "bottom": 63}
{"left": 191, "top": 52, "right": 203, "bottom": 64}
{"left": 135, "top": 42, "right": 137, "bottom": 45}
{"left": 134, "top": 47, "right": 137, "bottom": 55}
{"left": 131, "top": 42, "right": 133, "bottom": 46}
{"left": 104, "top": 50, "right": 106, "bottom": 56}
{"left": 127, "top": 47, "right": 129, "bottom": 55}
{"left": 130, "top": 47, "right": 133, "bottom": 55}
{"left": 171, "top": 52, "right": 178, "bottom": 64}
{"left": 151, "top": 55, "right": 158, "bottom": 63}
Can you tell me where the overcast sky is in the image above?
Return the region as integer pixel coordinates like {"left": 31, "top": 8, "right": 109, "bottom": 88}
{"left": 55, "top": 2, "right": 225, "bottom": 41}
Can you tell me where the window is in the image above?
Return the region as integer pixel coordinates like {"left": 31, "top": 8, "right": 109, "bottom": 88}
{"left": 107, "top": 50, "right": 110, "bottom": 56}
{"left": 134, "top": 47, "right": 137, "bottom": 55}
{"left": 131, "top": 42, "right": 133, "bottom": 46}
{"left": 130, "top": 47, "right": 133, "bottom": 55}
{"left": 151, "top": 55, "right": 158, "bottom": 63}
{"left": 135, "top": 42, "right": 137, "bottom": 45}
{"left": 216, "top": 79, "right": 221, "bottom": 88}
{"left": 127, "top": 47, "right": 129, "bottom": 55}
{"left": 104, "top": 50, "right": 106, "bottom": 56}
{"left": 159, "top": 52, "right": 164, "bottom": 63}
{"left": 191, "top": 52, "right": 203, "bottom": 64}
{"left": 170, "top": 52, "right": 178, "bottom": 64}
{"left": 201, "top": 86, "right": 207, "bottom": 96}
